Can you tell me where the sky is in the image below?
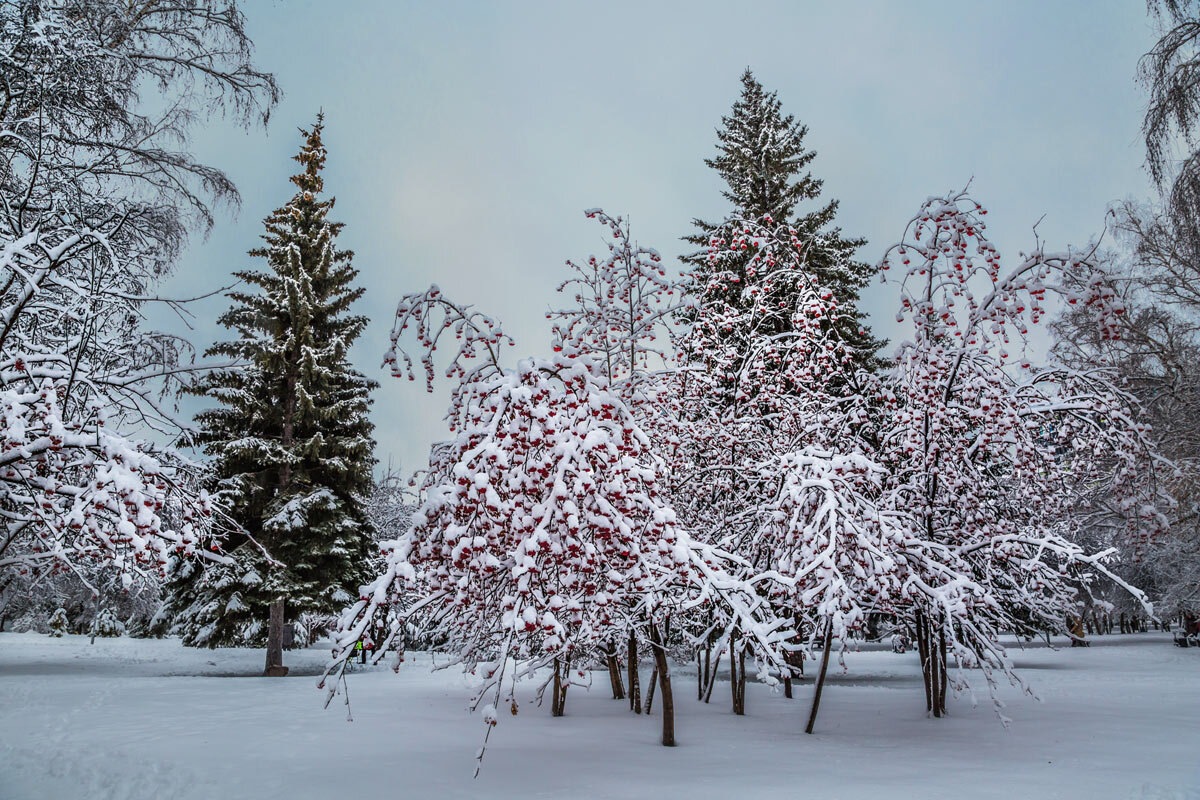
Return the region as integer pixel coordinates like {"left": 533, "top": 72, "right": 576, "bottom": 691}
{"left": 148, "top": 0, "right": 1161, "bottom": 474}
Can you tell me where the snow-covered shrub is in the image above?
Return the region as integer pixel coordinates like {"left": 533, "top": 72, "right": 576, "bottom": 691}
{"left": 47, "top": 608, "right": 69, "bottom": 637}
{"left": 89, "top": 608, "right": 126, "bottom": 639}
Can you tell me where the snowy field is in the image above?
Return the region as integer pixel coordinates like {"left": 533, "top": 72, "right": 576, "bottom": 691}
{"left": 1, "top": 632, "right": 1197, "bottom": 800}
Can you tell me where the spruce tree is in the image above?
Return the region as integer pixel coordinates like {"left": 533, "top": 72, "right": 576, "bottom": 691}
{"left": 676, "top": 71, "right": 885, "bottom": 714}
{"left": 167, "top": 117, "right": 377, "bottom": 674}
{"left": 682, "top": 69, "right": 883, "bottom": 387}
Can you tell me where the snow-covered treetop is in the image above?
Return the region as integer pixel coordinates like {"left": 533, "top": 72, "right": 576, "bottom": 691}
{"left": 706, "top": 69, "right": 824, "bottom": 224}
{"left": 547, "top": 209, "right": 681, "bottom": 397}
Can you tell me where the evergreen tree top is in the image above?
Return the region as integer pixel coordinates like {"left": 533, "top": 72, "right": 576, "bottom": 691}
{"left": 682, "top": 69, "right": 886, "bottom": 379}
{"left": 292, "top": 113, "right": 327, "bottom": 196}
{"left": 707, "top": 68, "right": 824, "bottom": 224}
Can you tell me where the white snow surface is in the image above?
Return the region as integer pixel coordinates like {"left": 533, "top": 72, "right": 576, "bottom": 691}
{"left": 1, "top": 632, "right": 1197, "bottom": 799}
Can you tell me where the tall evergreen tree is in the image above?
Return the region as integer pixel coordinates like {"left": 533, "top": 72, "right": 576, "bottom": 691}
{"left": 681, "top": 69, "right": 883, "bottom": 388}
{"left": 673, "top": 70, "right": 885, "bottom": 713}
{"left": 167, "top": 117, "right": 377, "bottom": 674}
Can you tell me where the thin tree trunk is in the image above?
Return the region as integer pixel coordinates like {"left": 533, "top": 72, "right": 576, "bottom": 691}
{"left": 736, "top": 644, "right": 747, "bottom": 714}
{"left": 645, "top": 664, "right": 658, "bottom": 713}
{"left": 783, "top": 643, "right": 803, "bottom": 698}
{"left": 937, "top": 617, "right": 948, "bottom": 715}
{"left": 552, "top": 657, "right": 570, "bottom": 716}
{"left": 89, "top": 592, "right": 103, "bottom": 645}
{"left": 628, "top": 630, "right": 642, "bottom": 714}
{"left": 703, "top": 646, "right": 721, "bottom": 703}
{"left": 264, "top": 598, "right": 287, "bottom": 676}
{"left": 606, "top": 641, "right": 625, "bottom": 700}
{"left": 915, "top": 610, "right": 932, "bottom": 713}
{"left": 648, "top": 622, "right": 675, "bottom": 746}
{"left": 730, "top": 627, "right": 745, "bottom": 715}
{"left": 805, "top": 619, "right": 834, "bottom": 734}
{"left": 552, "top": 658, "right": 563, "bottom": 716}
{"left": 794, "top": 616, "right": 805, "bottom": 678}
{"left": 929, "top": 614, "right": 942, "bottom": 718}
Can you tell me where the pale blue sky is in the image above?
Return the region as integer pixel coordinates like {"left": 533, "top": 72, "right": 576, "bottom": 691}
{"left": 150, "top": 0, "right": 1160, "bottom": 472}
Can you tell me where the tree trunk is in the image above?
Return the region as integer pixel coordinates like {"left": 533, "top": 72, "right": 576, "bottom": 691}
{"left": 915, "top": 610, "right": 932, "bottom": 713}
{"left": 606, "top": 641, "right": 625, "bottom": 700}
{"left": 628, "top": 630, "right": 642, "bottom": 714}
{"left": 794, "top": 616, "right": 805, "bottom": 677}
{"left": 736, "top": 645, "right": 747, "bottom": 714}
{"left": 729, "top": 628, "right": 736, "bottom": 710}
{"left": 88, "top": 593, "right": 102, "bottom": 645}
{"left": 937, "top": 617, "right": 948, "bottom": 715}
{"left": 783, "top": 642, "right": 803, "bottom": 698}
{"left": 648, "top": 622, "right": 675, "bottom": 746}
{"left": 645, "top": 664, "right": 658, "bottom": 713}
{"left": 552, "top": 657, "right": 569, "bottom": 716}
{"left": 929, "top": 615, "right": 942, "bottom": 718}
{"left": 918, "top": 609, "right": 945, "bottom": 718}
{"left": 264, "top": 598, "right": 288, "bottom": 676}
{"left": 552, "top": 658, "right": 563, "bottom": 716}
{"left": 729, "top": 627, "right": 745, "bottom": 715}
{"left": 805, "top": 619, "right": 834, "bottom": 734}
{"left": 703, "top": 646, "right": 721, "bottom": 704}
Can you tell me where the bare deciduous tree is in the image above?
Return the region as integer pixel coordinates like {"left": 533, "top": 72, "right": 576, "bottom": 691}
{"left": 0, "top": 1, "right": 277, "bottom": 591}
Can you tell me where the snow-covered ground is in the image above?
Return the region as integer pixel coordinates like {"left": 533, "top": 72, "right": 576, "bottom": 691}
{"left": 0, "top": 632, "right": 1197, "bottom": 800}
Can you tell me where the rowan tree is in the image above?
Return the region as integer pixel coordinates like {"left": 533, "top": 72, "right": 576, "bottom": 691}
{"left": 324, "top": 287, "right": 791, "bottom": 765}
{"left": 874, "top": 190, "right": 1165, "bottom": 715}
